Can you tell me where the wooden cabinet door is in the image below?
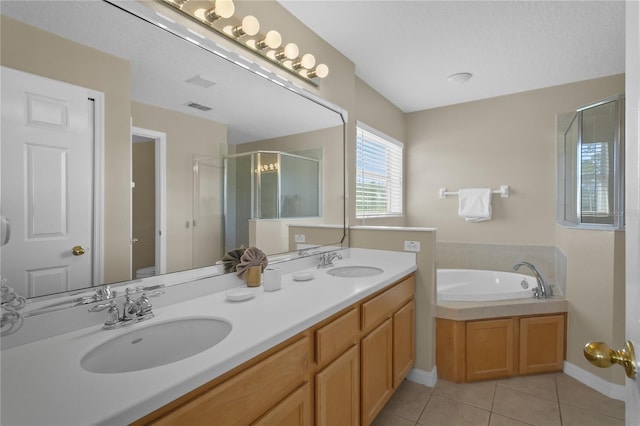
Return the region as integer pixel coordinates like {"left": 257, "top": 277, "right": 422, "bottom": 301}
{"left": 254, "top": 383, "right": 311, "bottom": 426}
{"left": 466, "top": 318, "right": 514, "bottom": 381}
{"left": 150, "top": 337, "right": 309, "bottom": 426}
{"left": 315, "top": 345, "right": 359, "bottom": 426}
{"left": 361, "top": 318, "right": 393, "bottom": 425}
{"left": 519, "top": 314, "right": 565, "bottom": 375}
{"left": 393, "top": 300, "right": 415, "bottom": 388}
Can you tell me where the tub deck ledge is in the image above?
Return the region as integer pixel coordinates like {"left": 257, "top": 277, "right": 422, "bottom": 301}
{"left": 436, "top": 296, "right": 568, "bottom": 322}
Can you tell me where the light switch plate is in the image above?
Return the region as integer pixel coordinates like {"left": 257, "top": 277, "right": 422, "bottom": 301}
{"left": 295, "top": 234, "right": 306, "bottom": 243}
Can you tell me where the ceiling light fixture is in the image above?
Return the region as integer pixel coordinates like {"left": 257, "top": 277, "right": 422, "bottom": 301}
{"left": 447, "top": 72, "right": 473, "bottom": 85}
{"left": 163, "top": 0, "right": 329, "bottom": 83}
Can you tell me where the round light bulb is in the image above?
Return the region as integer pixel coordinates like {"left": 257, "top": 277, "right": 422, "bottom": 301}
{"left": 275, "top": 43, "right": 299, "bottom": 61}
{"left": 256, "top": 30, "right": 282, "bottom": 50}
{"left": 237, "top": 15, "right": 259, "bottom": 36}
{"left": 203, "top": 0, "right": 235, "bottom": 22}
{"left": 293, "top": 53, "right": 315, "bottom": 70}
{"left": 214, "top": 0, "right": 235, "bottom": 19}
{"left": 308, "top": 63, "right": 329, "bottom": 79}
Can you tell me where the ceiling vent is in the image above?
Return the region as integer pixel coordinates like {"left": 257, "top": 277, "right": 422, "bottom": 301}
{"left": 184, "top": 101, "right": 213, "bottom": 112}
{"left": 185, "top": 74, "right": 216, "bottom": 88}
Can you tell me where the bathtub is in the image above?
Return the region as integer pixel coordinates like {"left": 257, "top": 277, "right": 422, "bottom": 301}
{"left": 437, "top": 269, "right": 536, "bottom": 301}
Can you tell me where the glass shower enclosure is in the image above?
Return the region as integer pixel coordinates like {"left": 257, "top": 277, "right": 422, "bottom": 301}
{"left": 224, "top": 151, "right": 321, "bottom": 252}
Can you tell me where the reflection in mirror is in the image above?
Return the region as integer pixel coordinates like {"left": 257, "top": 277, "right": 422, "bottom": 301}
{"left": 0, "top": 0, "right": 345, "bottom": 302}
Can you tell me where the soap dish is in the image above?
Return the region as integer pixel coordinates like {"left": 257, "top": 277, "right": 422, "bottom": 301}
{"left": 225, "top": 288, "right": 255, "bottom": 302}
{"left": 293, "top": 271, "right": 314, "bottom": 282}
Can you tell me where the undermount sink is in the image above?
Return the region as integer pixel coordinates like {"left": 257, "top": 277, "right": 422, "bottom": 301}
{"left": 80, "top": 317, "right": 232, "bottom": 374}
{"left": 327, "top": 266, "right": 384, "bottom": 278}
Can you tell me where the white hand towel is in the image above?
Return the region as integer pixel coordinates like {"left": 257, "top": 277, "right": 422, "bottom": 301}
{"left": 458, "top": 188, "right": 492, "bottom": 222}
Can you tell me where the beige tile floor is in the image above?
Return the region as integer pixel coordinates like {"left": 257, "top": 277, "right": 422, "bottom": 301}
{"left": 373, "top": 373, "right": 625, "bottom": 426}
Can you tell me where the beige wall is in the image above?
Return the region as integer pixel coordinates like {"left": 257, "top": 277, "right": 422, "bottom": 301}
{"left": 556, "top": 227, "right": 626, "bottom": 385}
{"left": 405, "top": 75, "right": 624, "bottom": 244}
{"left": 131, "top": 102, "right": 227, "bottom": 273}
{"left": 1, "top": 16, "right": 132, "bottom": 283}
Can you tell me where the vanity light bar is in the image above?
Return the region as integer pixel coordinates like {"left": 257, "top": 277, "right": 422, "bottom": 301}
{"left": 161, "top": 0, "right": 329, "bottom": 83}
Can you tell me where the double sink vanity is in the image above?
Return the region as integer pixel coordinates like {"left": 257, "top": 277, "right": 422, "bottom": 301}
{"left": 1, "top": 248, "right": 417, "bottom": 425}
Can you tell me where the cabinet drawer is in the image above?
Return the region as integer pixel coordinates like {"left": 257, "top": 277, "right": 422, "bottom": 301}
{"left": 253, "top": 383, "right": 311, "bottom": 426}
{"left": 315, "top": 307, "right": 359, "bottom": 365}
{"left": 152, "top": 336, "right": 309, "bottom": 426}
{"left": 362, "top": 276, "right": 415, "bottom": 331}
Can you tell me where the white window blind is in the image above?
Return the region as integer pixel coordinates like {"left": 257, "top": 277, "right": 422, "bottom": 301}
{"left": 356, "top": 123, "right": 403, "bottom": 218}
{"left": 580, "top": 141, "right": 610, "bottom": 217}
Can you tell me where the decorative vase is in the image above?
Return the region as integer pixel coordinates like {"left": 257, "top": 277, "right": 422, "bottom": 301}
{"left": 245, "top": 265, "right": 262, "bottom": 287}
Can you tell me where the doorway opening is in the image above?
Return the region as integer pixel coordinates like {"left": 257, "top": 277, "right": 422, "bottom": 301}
{"left": 131, "top": 127, "right": 166, "bottom": 279}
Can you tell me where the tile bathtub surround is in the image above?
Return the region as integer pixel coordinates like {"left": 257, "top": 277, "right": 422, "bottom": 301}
{"left": 373, "top": 373, "right": 624, "bottom": 426}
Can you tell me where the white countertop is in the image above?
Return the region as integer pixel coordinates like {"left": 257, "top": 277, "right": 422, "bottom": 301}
{"left": 1, "top": 248, "right": 416, "bottom": 426}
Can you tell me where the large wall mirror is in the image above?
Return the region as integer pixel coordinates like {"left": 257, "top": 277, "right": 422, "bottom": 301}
{"left": 0, "top": 0, "right": 345, "bottom": 301}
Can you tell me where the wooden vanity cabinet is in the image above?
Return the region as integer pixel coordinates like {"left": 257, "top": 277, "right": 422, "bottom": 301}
{"left": 134, "top": 274, "right": 415, "bottom": 426}
{"left": 466, "top": 318, "right": 514, "bottom": 381}
{"left": 361, "top": 318, "right": 393, "bottom": 425}
{"left": 315, "top": 344, "right": 360, "bottom": 425}
{"left": 361, "top": 276, "right": 415, "bottom": 425}
{"left": 436, "top": 313, "right": 566, "bottom": 383}
{"left": 314, "top": 307, "right": 360, "bottom": 426}
{"left": 145, "top": 334, "right": 311, "bottom": 426}
{"left": 519, "top": 314, "right": 565, "bottom": 375}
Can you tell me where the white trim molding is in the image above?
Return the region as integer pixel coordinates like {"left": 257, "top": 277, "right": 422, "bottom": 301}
{"left": 564, "top": 361, "right": 625, "bottom": 401}
{"left": 407, "top": 367, "right": 438, "bottom": 388}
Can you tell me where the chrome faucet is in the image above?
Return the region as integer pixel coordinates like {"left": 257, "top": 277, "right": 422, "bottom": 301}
{"left": 318, "top": 251, "right": 342, "bottom": 268}
{"left": 89, "top": 289, "right": 156, "bottom": 330}
{"left": 513, "top": 262, "right": 551, "bottom": 299}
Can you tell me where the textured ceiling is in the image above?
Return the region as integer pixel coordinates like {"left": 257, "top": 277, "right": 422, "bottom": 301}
{"left": 279, "top": 1, "right": 625, "bottom": 112}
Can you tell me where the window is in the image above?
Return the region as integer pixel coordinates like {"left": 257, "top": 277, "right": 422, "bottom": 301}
{"left": 356, "top": 123, "right": 403, "bottom": 218}
{"left": 557, "top": 95, "right": 624, "bottom": 228}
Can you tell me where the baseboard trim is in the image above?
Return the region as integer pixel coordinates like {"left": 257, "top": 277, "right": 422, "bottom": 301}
{"left": 563, "top": 361, "right": 625, "bottom": 401}
{"left": 407, "top": 367, "right": 438, "bottom": 387}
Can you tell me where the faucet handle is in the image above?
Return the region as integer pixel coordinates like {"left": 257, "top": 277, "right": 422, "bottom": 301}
{"left": 89, "top": 300, "right": 120, "bottom": 327}
{"left": 135, "top": 292, "right": 153, "bottom": 315}
{"left": 88, "top": 300, "right": 117, "bottom": 312}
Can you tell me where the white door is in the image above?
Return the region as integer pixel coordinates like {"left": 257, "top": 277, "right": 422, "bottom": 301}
{"left": 1, "top": 67, "right": 94, "bottom": 298}
{"left": 584, "top": 4, "right": 640, "bottom": 422}
{"left": 626, "top": 1, "right": 640, "bottom": 423}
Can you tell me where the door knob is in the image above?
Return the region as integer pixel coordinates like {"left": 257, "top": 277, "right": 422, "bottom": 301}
{"left": 131, "top": 238, "right": 139, "bottom": 244}
{"left": 71, "top": 245, "right": 86, "bottom": 256}
{"left": 584, "top": 340, "right": 636, "bottom": 379}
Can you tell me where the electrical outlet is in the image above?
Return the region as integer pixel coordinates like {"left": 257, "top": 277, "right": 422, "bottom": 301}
{"left": 295, "top": 234, "right": 306, "bottom": 243}
{"left": 404, "top": 240, "right": 420, "bottom": 252}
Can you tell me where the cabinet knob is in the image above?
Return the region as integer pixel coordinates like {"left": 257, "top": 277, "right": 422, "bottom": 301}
{"left": 583, "top": 340, "right": 636, "bottom": 379}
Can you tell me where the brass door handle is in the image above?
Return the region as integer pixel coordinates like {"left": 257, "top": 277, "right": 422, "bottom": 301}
{"left": 584, "top": 340, "right": 636, "bottom": 379}
{"left": 71, "top": 245, "right": 86, "bottom": 256}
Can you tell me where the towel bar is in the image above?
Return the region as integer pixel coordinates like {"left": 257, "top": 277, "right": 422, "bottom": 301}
{"left": 439, "top": 185, "right": 509, "bottom": 199}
